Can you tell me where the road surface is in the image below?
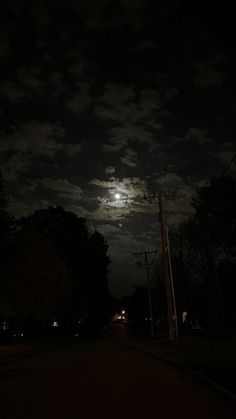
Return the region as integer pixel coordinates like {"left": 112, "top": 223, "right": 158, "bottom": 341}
{"left": 0, "top": 335, "right": 235, "bottom": 418}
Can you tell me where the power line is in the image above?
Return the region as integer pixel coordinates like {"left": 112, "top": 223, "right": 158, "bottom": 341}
{"left": 221, "top": 152, "right": 236, "bottom": 177}
{"left": 133, "top": 250, "right": 158, "bottom": 337}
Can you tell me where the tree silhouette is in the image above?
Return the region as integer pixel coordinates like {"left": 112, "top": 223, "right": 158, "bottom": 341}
{"left": 0, "top": 171, "right": 14, "bottom": 260}
{"left": 170, "top": 176, "right": 236, "bottom": 330}
{"left": 192, "top": 175, "right": 236, "bottom": 260}
{"left": 19, "top": 206, "right": 110, "bottom": 327}
{"left": 7, "top": 227, "right": 71, "bottom": 321}
{"left": 0, "top": 171, "right": 15, "bottom": 321}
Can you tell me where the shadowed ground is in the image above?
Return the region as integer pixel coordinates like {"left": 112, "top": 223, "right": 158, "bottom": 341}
{"left": 0, "top": 335, "right": 235, "bottom": 419}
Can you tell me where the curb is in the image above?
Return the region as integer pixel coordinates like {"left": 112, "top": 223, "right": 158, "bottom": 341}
{"left": 113, "top": 339, "right": 236, "bottom": 406}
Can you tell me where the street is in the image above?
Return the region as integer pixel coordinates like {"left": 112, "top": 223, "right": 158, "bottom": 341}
{"left": 0, "top": 334, "right": 235, "bottom": 418}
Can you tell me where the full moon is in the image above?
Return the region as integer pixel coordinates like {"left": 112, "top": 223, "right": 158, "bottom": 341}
{"left": 115, "top": 193, "right": 121, "bottom": 200}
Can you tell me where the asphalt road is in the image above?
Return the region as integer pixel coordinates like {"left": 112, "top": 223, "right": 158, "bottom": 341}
{"left": 0, "top": 335, "right": 235, "bottom": 419}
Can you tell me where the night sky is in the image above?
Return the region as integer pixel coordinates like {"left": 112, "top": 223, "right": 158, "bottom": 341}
{"left": 1, "top": 1, "right": 235, "bottom": 296}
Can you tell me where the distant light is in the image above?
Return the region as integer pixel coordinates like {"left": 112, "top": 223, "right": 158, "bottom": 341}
{"left": 121, "top": 310, "right": 125, "bottom": 315}
{"left": 20, "top": 333, "right": 24, "bottom": 337}
{"left": 115, "top": 193, "right": 121, "bottom": 200}
{"left": 52, "top": 321, "right": 59, "bottom": 327}
{"left": 117, "top": 316, "right": 122, "bottom": 320}
{"left": 122, "top": 316, "right": 125, "bottom": 320}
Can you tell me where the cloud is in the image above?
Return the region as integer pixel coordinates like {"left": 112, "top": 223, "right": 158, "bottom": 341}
{"left": 165, "top": 88, "right": 179, "bottom": 100}
{"left": 66, "top": 203, "right": 130, "bottom": 221}
{"left": 0, "top": 121, "right": 65, "bottom": 180}
{"left": 191, "top": 55, "right": 226, "bottom": 89}
{"left": 105, "top": 166, "right": 116, "bottom": 174}
{"left": 47, "top": 71, "right": 68, "bottom": 97}
{"left": 69, "top": 0, "right": 150, "bottom": 36}
{"left": 0, "top": 81, "right": 25, "bottom": 102}
{"left": 0, "top": 118, "right": 81, "bottom": 181}
{"left": 8, "top": 196, "right": 53, "bottom": 219}
{"left": 95, "top": 84, "right": 163, "bottom": 123}
{"left": 172, "top": 127, "right": 211, "bottom": 145}
{"left": 66, "top": 143, "right": 82, "bottom": 156}
{"left": 156, "top": 172, "right": 194, "bottom": 196}
{"left": 96, "top": 83, "right": 164, "bottom": 153}
{"left": 121, "top": 148, "right": 138, "bottom": 167}
{"left": 221, "top": 142, "right": 233, "bottom": 149}
{"left": 0, "top": 38, "right": 12, "bottom": 63}
{"left": 66, "top": 82, "right": 92, "bottom": 114}
{"left": 186, "top": 127, "right": 211, "bottom": 144}
{"left": 131, "top": 39, "right": 158, "bottom": 54}
{"left": 36, "top": 177, "right": 83, "bottom": 201}
{"left": 96, "top": 83, "right": 135, "bottom": 111}
{"left": 68, "top": 200, "right": 155, "bottom": 222}
{"left": 8, "top": 198, "right": 32, "bottom": 219}
{"left": 65, "top": 176, "right": 159, "bottom": 222}
{"left": 96, "top": 223, "right": 120, "bottom": 236}
{"left": 7, "top": 198, "right": 34, "bottom": 219}
{"left": 194, "top": 70, "right": 224, "bottom": 89}
{"left": 0, "top": 121, "right": 65, "bottom": 155}
{"left": 0, "top": 153, "right": 31, "bottom": 181}
{"left": 17, "top": 67, "right": 44, "bottom": 91}
{"left": 102, "top": 122, "right": 159, "bottom": 154}
{"left": 103, "top": 135, "right": 128, "bottom": 152}
{"left": 67, "top": 59, "right": 88, "bottom": 77}
{"left": 154, "top": 172, "right": 195, "bottom": 221}
{"left": 85, "top": 177, "right": 157, "bottom": 221}
{"left": 90, "top": 176, "right": 147, "bottom": 199}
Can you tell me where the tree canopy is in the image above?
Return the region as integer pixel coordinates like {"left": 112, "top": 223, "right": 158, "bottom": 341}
{"left": 192, "top": 176, "right": 236, "bottom": 260}
{"left": 19, "top": 206, "right": 110, "bottom": 325}
{"left": 0, "top": 171, "right": 14, "bottom": 258}
{"left": 0, "top": 194, "right": 111, "bottom": 332}
{"left": 170, "top": 175, "right": 236, "bottom": 330}
{"left": 6, "top": 226, "right": 71, "bottom": 319}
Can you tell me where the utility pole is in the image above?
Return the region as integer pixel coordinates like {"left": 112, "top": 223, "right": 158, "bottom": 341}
{"left": 133, "top": 250, "right": 158, "bottom": 337}
{"left": 158, "top": 193, "right": 175, "bottom": 340}
{"left": 166, "top": 225, "right": 178, "bottom": 339}
{"left": 144, "top": 192, "right": 176, "bottom": 340}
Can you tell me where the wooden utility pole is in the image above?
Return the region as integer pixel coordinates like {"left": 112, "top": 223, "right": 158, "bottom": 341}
{"left": 158, "top": 193, "right": 175, "bottom": 340}
{"left": 144, "top": 192, "right": 177, "bottom": 340}
{"left": 166, "top": 225, "right": 178, "bottom": 339}
{"left": 133, "top": 250, "right": 158, "bottom": 337}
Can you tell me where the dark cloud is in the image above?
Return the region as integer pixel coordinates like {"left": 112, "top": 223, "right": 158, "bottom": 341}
{"left": 35, "top": 178, "right": 83, "bottom": 201}
{"left": 0, "top": 81, "right": 25, "bottom": 102}
{"left": 121, "top": 148, "right": 138, "bottom": 167}
{"left": 66, "top": 82, "right": 92, "bottom": 114}
{"left": 105, "top": 166, "right": 116, "bottom": 174}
